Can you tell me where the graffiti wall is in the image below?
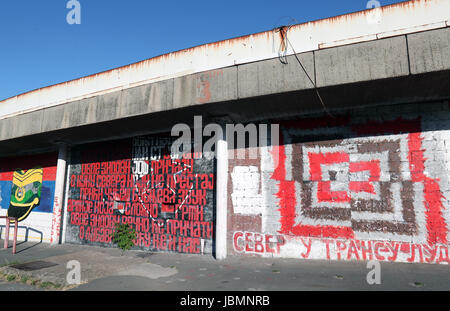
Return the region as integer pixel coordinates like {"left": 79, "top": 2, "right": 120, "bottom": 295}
{"left": 65, "top": 135, "right": 215, "bottom": 254}
{"left": 0, "top": 152, "right": 58, "bottom": 242}
{"left": 228, "top": 101, "right": 450, "bottom": 264}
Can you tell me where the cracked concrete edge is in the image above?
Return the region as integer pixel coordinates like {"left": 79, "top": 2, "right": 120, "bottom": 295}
{"left": 0, "top": 266, "right": 75, "bottom": 291}
{"left": 0, "top": 250, "right": 180, "bottom": 291}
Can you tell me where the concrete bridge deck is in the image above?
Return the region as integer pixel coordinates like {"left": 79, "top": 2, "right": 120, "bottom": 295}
{"left": 0, "top": 0, "right": 448, "bottom": 156}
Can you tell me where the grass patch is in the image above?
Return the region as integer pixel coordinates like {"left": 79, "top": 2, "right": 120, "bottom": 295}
{"left": 40, "top": 281, "right": 63, "bottom": 289}
{"left": 20, "top": 275, "right": 30, "bottom": 283}
{"left": 53, "top": 283, "right": 63, "bottom": 289}
{"left": 0, "top": 261, "right": 21, "bottom": 268}
{"left": 41, "top": 282, "right": 53, "bottom": 289}
{"left": 0, "top": 271, "right": 64, "bottom": 290}
{"left": 0, "top": 267, "right": 69, "bottom": 291}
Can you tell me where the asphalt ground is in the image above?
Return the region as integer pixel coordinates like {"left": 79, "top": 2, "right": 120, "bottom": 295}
{"left": 0, "top": 241, "right": 448, "bottom": 292}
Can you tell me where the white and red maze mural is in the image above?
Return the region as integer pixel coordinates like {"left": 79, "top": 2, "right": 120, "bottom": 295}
{"left": 229, "top": 104, "right": 450, "bottom": 264}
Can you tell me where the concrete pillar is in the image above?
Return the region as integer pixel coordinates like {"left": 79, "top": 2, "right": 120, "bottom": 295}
{"left": 215, "top": 134, "right": 228, "bottom": 260}
{"left": 50, "top": 144, "right": 68, "bottom": 245}
{"left": 61, "top": 147, "right": 72, "bottom": 244}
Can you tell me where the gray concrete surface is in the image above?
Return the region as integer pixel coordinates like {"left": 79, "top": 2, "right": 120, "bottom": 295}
{"left": 408, "top": 27, "right": 450, "bottom": 74}
{"left": 237, "top": 52, "right": 315, "bottom": 98}
{"left": 315, "top": 36, "right": 409, "bottom": 86}
{"left": 0, "top": 241, "right": 449, "bottom": 291}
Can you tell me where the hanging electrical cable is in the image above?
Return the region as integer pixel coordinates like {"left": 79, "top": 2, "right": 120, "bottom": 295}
{"left": 274, "top": 23, "right": 335, "bottom": 118}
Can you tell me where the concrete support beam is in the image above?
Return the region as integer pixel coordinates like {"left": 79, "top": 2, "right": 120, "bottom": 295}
{"left": 119, "top": 79, "right": 174, "bottom": 116}
{"left": 238, "top": 52, "right": 315, "bottom": 98}
{"left": 0, "top": 28, "right": 449, "bottom": 153}
{"left": 94, "top": 90, "right": 122, "bottom": 123}
{"left": 50, "top": 143, "right": 68, "bottom": 245}
{"left": 61, "top": 146, "right": 72, "bottom": 244}
{"left": 215, "top": 133, "right": 228, "bottom": 260}
{"left": 407, "top": 27, "right": 450, "bottom": 74}
{"left": 315, "top": 35, "right": 409, "bottom": 87}
{"left": 173, "top": 66, "right": 238, "bottom": 108}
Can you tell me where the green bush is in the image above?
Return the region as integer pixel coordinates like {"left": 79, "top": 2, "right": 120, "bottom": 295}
{"left": 110, "top": 223, "right": 137, "bottom": 255}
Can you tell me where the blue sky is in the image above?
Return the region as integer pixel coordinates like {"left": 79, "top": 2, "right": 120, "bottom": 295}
{"left": 0, "top": 0, "right": 407, "bottom": 101}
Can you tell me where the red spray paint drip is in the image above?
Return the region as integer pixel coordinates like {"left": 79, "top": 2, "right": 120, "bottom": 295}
{"left": 408, "top": 133, "right": 447, "bottom": 245}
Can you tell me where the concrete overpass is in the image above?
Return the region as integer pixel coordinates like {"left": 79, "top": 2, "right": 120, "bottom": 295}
{"left": 1, "top": 0, "right": 450, "bottom": 264}
{"left": 0, "top": 0, "right": 448, "bottom": 156}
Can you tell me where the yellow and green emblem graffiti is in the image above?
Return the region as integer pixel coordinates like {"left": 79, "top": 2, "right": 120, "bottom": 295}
{"left": 7, "top": 167, "right": 43, "bottom": 222}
